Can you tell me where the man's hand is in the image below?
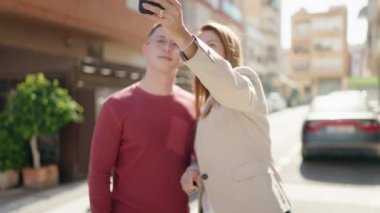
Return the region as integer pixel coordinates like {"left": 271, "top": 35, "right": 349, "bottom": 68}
{"left": 180, "top": 168, "right": 203, "bottom": 194}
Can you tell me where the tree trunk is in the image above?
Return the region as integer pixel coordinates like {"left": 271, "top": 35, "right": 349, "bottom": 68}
{"left": 30, "top": 134, "right": 41, "bottom": 168}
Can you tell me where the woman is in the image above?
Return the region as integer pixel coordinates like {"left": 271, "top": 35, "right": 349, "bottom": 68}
{"left": 142, "top": 1, "right": 291, "bottom": 212}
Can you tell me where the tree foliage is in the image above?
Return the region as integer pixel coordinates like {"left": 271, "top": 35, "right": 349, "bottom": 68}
{"left": 9, "top": 73, "right": 84, "bottom": 140}
{"left": 0, "top": 105, "right": 29, "bottom": 171}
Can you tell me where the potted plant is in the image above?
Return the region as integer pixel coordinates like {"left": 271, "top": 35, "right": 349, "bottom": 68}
{"left": 9, "top": 73, "right": 83, "bottom": 189}
{"left": 0, "top": 110, "right": 29, "bottom": 190}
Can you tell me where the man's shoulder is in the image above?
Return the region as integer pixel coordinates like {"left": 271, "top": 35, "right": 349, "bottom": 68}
{"left": 174, "top": 85, "right": 194, "bottom": 100}
{"left": 104, "top": 84, "right": 138, "bottom": 105}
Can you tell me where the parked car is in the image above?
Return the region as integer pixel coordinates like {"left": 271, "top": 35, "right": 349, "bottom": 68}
{"left": 267, "top": 92, "right": 287, "bottom": 113}
{"left": 301, "top": 90, "right": 380, "bottom": 161}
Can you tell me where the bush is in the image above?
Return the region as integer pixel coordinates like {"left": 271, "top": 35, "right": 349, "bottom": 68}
{"left": 0, "top": 110, "right": 29, "bottom": 172}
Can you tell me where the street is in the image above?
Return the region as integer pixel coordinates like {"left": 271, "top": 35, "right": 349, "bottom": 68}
{"left": 271, "top": 106, "right": 380, "bottom": 213}
{"left": 2, "top": 106, "right": 380, "bottom": 213}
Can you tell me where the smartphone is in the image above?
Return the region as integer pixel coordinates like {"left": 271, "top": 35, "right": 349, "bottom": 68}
{"left": 138, "top": 0, "right": 164, "bottom": 15}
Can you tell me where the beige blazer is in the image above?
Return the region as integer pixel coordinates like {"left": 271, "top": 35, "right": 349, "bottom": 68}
{"left": 184, "top": 38, "right": 291, "bottom": 213}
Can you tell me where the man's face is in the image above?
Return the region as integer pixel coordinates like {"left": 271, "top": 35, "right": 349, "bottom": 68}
{"left": 143, "top": 27, "right": 181, "bottom": 73}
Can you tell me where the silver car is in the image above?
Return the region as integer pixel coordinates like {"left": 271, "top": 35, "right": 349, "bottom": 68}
{"left": 301, "top": 90, "right": 380, "bottom": 161}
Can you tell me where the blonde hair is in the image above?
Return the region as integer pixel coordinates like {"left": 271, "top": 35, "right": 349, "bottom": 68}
{"left": 194, "top": 22, "right": 243, "bottom": 118}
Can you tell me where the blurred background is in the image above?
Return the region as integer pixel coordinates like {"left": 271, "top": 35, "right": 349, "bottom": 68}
{"left": 0, "top": 0, "right": 379, "bottom": 213}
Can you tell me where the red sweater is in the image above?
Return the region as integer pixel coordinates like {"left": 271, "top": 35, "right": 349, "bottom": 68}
{"left": 88, "top": 84, "right": 196, "bottom": 213}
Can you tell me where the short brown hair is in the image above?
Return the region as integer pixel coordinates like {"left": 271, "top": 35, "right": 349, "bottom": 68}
{"left": 147, "top": 23, "right": 162, "bottom": 39}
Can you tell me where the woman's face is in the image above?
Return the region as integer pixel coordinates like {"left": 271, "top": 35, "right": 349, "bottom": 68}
{"left": 199, "top": 30, "right": 226, "bottom": 59}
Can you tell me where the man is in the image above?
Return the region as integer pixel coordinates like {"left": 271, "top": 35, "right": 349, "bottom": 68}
{"left": 88, "top": 23, "right": 196, "bottom": 213}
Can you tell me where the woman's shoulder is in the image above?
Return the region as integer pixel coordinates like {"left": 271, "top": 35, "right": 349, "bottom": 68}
{"left": 234, "top": 66, "right": 260, "bottom": 79}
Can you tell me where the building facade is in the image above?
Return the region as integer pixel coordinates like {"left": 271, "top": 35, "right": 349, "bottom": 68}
{"left": 238, "top": 0, "right": 282, "bottom": 94}
{"left": 0, "top": 0, "right": 191, "bottom": 181}
{"left": 244, "top": 0, "right": 281, "bottom": 75}
{"left": 184, "top": 0, "right": 243, "bottom": 37}
{"left": 367, "top": 0, "right": 380, "bottom": 75}
{"left": 290, "top": 6, "right": 349, "bottom": 102}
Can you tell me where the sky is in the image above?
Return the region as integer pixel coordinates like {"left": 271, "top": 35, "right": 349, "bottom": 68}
{"left": 281, "top": 0, "right": 368, "bottom": 49}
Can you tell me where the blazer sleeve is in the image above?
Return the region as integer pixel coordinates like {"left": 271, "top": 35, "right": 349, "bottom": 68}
{"left": 184, "top": 37, "right": 267, "bottom": 113}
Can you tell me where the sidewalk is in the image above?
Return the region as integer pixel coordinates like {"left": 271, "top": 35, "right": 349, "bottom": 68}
{"left": 0, "top": 180, "right": 199, "bottom": 213}
{"left": 0, "top": 180, "right": 89, "bottom": 213}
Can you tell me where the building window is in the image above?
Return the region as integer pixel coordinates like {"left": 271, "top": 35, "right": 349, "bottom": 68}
{"left": 312, "top": 57, "right": 342, "bottom": 72}
{"left": 295, "top": 21, "right": 311, "bottom": 36}
{"left": 221, "top": 0, "right": 242, "bottom": 22}
{"left": 293, "top": 59, "right": 310, "bottom": 72}
{"left": 293, "top": 43, "right": 310, "bottom": 54}
{"left": 312, "top": 16, "right": 342, "bottom": 33}
{"left": 313, "top": 38, "right": 342, "bottom": 52}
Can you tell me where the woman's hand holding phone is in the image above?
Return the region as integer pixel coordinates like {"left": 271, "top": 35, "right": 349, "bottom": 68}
{"left": 138, "top": 0, "right": 194, "bottom": 53}
{"left": 138, "top": 0, "right": 164, "bottom": 14}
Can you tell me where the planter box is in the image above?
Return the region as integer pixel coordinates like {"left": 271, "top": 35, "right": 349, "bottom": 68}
{"left": 0, "top": 170, "right": 19, "bottom": 190}
{"left": 22, "top": 164, "right": 59, "bottom": 189}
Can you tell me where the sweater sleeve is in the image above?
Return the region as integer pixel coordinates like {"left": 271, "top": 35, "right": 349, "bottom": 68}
{"left": 88, "top": 100, "right": 122, "bottom": 213}
{"left": 184, "top": 37, "right": 266, "bottom": 113}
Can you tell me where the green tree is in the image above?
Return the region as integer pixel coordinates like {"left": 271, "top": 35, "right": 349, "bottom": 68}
{"left": 0, "top": 108, "right": 29, "bottom": 172}
{"left": 9, "top": 73, "right": 83, "bottom": 168}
